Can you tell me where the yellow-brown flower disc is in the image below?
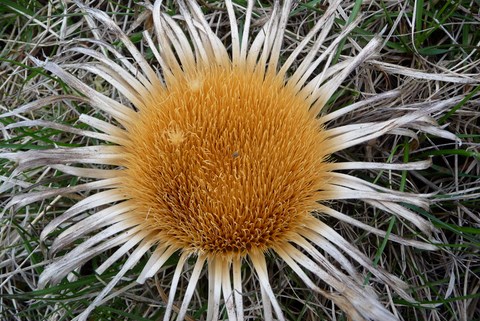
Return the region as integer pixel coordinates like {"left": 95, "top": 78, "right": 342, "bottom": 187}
{"left": 122, "top": 64, "right": 331, "bottom": 257}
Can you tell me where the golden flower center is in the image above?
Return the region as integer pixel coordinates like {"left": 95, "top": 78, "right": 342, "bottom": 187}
{"left": 123, "top": 64, "right": 329, "bottom": 257}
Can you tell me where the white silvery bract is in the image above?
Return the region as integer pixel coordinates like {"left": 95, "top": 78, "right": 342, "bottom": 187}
{"left": 0, "top": 0, "right": 461, "bottom": 320}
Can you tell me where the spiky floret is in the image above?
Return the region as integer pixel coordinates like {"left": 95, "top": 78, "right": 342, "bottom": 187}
{"left": 123, "top": 63, "right": 330, "bottom": 257}
{"left": 0, "top": 0, "right": 462, "bottom": 321}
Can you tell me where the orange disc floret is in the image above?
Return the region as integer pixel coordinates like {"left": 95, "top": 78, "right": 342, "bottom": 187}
{"left": 121, "top": 63, "right": 331, "bottom": 257}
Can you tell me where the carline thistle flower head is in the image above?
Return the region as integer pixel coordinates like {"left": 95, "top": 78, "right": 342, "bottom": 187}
{"left": 1, "top": 0, "right": 461, "bottom": 320}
